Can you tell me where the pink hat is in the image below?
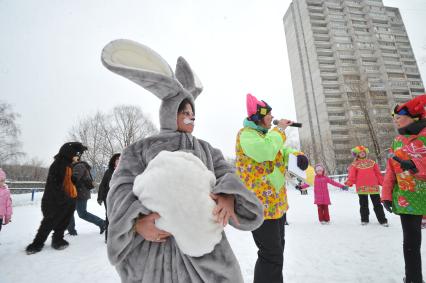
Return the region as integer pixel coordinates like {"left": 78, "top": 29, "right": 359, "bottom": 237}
{"left": 0, "top": 168, "right": 6, "bottom": 181}
{"left": 246, "top": 93, "right": 272, "bottom": 121}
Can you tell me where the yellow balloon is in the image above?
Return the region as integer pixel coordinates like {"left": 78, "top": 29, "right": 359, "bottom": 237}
{"left": 305, "top": 166, "right": 315, "bottom": 186}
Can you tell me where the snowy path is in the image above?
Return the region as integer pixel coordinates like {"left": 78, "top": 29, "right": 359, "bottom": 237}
{"left": 0, "top": 187, "right": 424, "bottom": 283}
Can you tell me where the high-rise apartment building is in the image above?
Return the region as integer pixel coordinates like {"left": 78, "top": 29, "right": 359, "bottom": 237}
{"left": 284, "top": 0, "right": 425, "bottom": 173}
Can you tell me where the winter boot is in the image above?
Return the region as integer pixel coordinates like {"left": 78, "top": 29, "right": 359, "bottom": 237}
{"left": 68, "top": 229, "right": 78, "bottom": 236}
{"left": 52, "top": 239, "right": 69, "bottom": 250}
{"left": 361, "top": 222, "right": 369, "bottom": 226}
{"left": 26, "top": 242, "right": 44, "bottom": 255}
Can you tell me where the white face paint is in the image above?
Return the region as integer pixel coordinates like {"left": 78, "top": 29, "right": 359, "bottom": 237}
{"left": 183, "top": 118, "right": 194, "bottom": 125}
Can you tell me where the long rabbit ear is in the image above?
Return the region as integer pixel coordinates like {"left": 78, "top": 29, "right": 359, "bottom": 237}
{"left": 101, "top": 39, "right": 182, "bottom": 100}
{"left": 175, "top": 57, "right": 203, "bottom": 100}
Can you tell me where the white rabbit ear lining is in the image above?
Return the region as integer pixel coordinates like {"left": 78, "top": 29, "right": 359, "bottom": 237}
{"left": 102, "top": 39, "right": 174, "bottom": 78}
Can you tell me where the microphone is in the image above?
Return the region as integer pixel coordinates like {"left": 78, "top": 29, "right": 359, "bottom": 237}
{"left": 273, "top": 120, "right": 302, "bottom": 128}
{"left": 387, "top": 153, "right": 418, "bottom": 173}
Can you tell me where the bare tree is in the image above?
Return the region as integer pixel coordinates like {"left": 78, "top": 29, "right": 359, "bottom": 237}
{"left": 346, "top": 80, "right": 386, "bottom": 167}
{"left": 3, "top": 158, "right": 48, "bottom": 181}
{"left": 109, "top": 105, "right": 157, "bottom": 148}
{"left": 300, "top": 137, "right": 337, "bottom": 174}
{"left": 68, "top": 105, "right": 158, "bottom": 181}
{"left": 0, "top": 101, "right": 25, "bottom": 165}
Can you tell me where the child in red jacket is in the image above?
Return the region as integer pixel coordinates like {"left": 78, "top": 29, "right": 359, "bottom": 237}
{"left": 314, "top": 165, "right": 348, "bottom": 224}
{"left": 345, "top": 146, "right": 388, "bottom": 226}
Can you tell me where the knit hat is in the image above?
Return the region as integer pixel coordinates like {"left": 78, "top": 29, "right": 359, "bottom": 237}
{"left": 246, "top": 93, "right": 272, "bottom": 122}
{"left": 0, "top": 168, "right": 6, "bottom": 181}
{"left": 393, "top": 94, "right": 426, "bottom": 119}
{"left": 351, "top": 145, "right": 369, "bottom": 157}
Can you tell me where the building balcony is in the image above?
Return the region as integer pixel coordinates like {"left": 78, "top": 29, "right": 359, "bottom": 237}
{"left": 322, "top": 81, "right": 340, "bottom": 87}
{"left": 315, "top": 41, "right": 332, "bottom": 48}
{"left": 314, "top": 34, "right": 331, "bottom": 41}
{"left": 352, "top": 23, "right": 369, "bottom": 29}
{"left": 307, "top": 0, "right": 323, "bottom": 5}
{"left": 409, "top": 81, "right": 424, "bottom": 88}
{"left": 318, "top": 55, "right": 335, "bottom": 61}
{"left": 310, "top": 19, "right": 328, "bottom": 26}
{"left": 386, "top": 66, "right": 404, "bottom": 73}
{"left": 412, "top": 91, "right": 426, "bottom": 97}
{"left": 405, "top": 67, "right": 420, "bottom": 74}
{"left": 365, "top": 0, "right": 384, "bottom": 6}
{"left": 383, "top": 60, "right": 401, "bottom": 65}
{"left": 310, "top": 13, "right": 326, "bottom": 21}
{"left": 392, "top": 29, "right": 407, "bottom": 36}
{"left": 325, "top": 2, "right": 342, "bottom": 9}
{"left": 324, "top": 87, "right": 341, "bottom": 93}
{"left": 395, "top": 37, "right": 409, "bottom": 43}
{"left": 319, "top": 64, "right": 337, "bottom": 70}
{"left": 321, "top": 71, "right": 338, "bottom": 78}
{"left": 325, "top": 98, "right": 344, "bottom": 104}
{"left": 329, "top": 124, "right": 349, "bottom": 131}
{"left": 308, "top": 6, "right": 323, "bottom": 13}
{"left": 380, "top": 51, "right": 399, "bottom": 57}
{"left": 369, "top": 82, "right": 386, "bottom": 91}
{"left": 345, "top": 1, "right": 362, "bottom": 8}
{"left": 339, "top": 54, "right": 355, "bottom": 59}
{"left": 369, "top": 13, "right": 388, "bottom": 21}
{"left": 341, "top": 67, "right": 359, "bottom": 74}
{"left": 380, "top": 45, "right": 397, "bottom": 50}
{"left": 316, "top": 48, "right": 333, "bottom": 56}
{"left": 312, "top": 26, "right": 329, "bottom": 34}
{"left": 389, "top": 80, "right": 408, "bottom": 89}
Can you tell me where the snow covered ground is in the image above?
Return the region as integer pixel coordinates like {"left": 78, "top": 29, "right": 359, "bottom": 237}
{"left": 0, "top": 185, "right": 424, "bottom": 283}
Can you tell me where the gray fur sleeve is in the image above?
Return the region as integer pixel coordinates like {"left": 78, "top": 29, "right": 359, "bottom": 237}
{"left": 209, "top": 146, "right": 264, "bottom": 231}
{"left": 106, "top": 143, "right": 151, "bottom": 265}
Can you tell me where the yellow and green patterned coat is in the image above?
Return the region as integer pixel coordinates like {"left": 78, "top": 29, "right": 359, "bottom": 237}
{"left": 235, "top": 119, "right": 299, "bottom": 220}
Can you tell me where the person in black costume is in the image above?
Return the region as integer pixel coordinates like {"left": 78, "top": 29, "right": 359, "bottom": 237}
{"left": 25, "top": 142, "right": 87, "bottom": 255}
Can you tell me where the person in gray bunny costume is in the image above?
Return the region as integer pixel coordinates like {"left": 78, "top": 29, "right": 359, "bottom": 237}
{"left": 101, "top": 39, "right": 264, "bottom": 283}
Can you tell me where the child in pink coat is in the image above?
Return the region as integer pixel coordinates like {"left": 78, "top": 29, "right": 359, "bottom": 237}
{"left": 314, "top": 165, "right": 348, "bottom": 224}
{"left": 0, "top": 168, "right": 12, "bottom": 231}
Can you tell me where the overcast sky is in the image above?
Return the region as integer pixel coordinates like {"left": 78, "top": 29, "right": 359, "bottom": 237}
{"left": 1, "top": 0, "right": 425, "bottom": 165}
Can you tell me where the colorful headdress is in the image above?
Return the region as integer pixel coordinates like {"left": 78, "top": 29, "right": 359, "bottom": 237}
{"left": 246, "top": 93, "right": 272, "bottom": 122}
{"left": 393, "top": 94, "right": 426, "bottom": 119}
{"left": 351, "top": 145, "right": 369, "bottom": 157}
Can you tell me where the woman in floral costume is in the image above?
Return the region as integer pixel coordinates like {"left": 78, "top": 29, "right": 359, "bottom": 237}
{"left": 345, "top": 145, "right": 388, "bottom": 226}
{"left": 235, "top": 93, "right": 308, "bottom": 283}
{"left": 382, "top": 95, "right": 426, "bottom": 283}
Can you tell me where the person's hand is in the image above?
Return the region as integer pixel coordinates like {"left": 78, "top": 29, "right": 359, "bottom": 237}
{"left": 134, "top": 213, "right": 172, "bottom": 242}
{"left": 97, "top": 199, "right": 102, "bottom": 206}
{"left": 399, "top": 160, "right": 417, "bottom": 171}
{"left": 296, "top": 155, "right": 309, "bottom": 170}
{"left": 342, "top": 186, "right": 349, "bottom": 191}
{"left": 383, "top": 200, "right": 393, "bottom": 213}
{"left": 276, "top": 119, "right": 293, "bottom": 131}
{"left": 210, "top": 193, "right": 240, "bottom": 227}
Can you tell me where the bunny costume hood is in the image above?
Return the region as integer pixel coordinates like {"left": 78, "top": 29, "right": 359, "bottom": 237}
{"left": 102, "top": 39, "right": 201, "bottom": 132}
{"left": 102, "top": 39, "right": 263, "bottom": 283}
